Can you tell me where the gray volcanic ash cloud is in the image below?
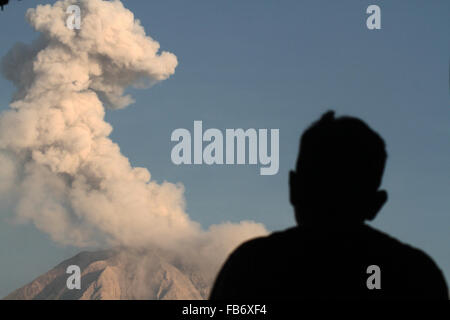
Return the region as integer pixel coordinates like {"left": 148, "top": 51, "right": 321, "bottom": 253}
{"left": 0, "top": 0, "right": 267, "bottom": 290}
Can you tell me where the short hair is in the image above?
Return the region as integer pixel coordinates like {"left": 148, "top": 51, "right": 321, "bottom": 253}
{"left": 296, "top": 111, "right": 387, "bottom": 197}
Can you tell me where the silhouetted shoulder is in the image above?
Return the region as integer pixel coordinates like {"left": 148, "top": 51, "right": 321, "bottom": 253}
{"left": 236, "top": 227, "right": 300, "bottom": 251}
{"left": 364, "top": 226, "right": 448, "bottom": 299}
{"left": 364, "top": 226, "right": 446, "bottom": 271}
{"left": 209, "top": 228, "right": 298, "bottom": 300}
{"left": 221, "top": 227, "right": 302, "bottom": 265}
{"left": 210, "top": 225, "right": 448, "bottom": 300}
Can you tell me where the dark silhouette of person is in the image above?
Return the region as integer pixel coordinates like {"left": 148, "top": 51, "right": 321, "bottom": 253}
{"left": 210, "top": 111, "right": 448, "bottom": 300}
{"left": 0, "top": 0, "right": 21, "bottom": 11}
{"left": 0, "top": 0, "right": 9, "bottom": 11}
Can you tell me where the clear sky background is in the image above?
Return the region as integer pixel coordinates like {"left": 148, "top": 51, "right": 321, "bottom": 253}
{"left": 0, "top": 0, "right": 449, "bottom": 297}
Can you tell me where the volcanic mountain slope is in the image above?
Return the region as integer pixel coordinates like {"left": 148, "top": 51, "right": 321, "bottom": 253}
{"left": 4, "top": 249, "right": 209, "bottom": 300}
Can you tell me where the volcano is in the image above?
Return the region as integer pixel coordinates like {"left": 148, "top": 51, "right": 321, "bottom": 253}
{"left": 4, "top": 249, "right": 209, "bottom": 300}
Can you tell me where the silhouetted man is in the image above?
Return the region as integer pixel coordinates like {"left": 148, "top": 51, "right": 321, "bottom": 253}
{"left": 0, "top": 0, "right": 9, "bottom": 11}
{"left": 210, "top": 111, "right": 448, "bottom": 300}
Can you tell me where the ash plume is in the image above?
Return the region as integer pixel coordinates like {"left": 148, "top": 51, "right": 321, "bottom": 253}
{"left": 0, "top": 0, "right": 267, "bottom": 290}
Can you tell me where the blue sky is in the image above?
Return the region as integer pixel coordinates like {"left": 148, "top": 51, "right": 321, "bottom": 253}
{"left": 0, "top": 0, "right": 449, "bottom": 297}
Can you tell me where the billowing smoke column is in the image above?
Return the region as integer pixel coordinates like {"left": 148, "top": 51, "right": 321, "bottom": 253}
{"left": 0, "top": 0, "right": 267, "bottom": 284}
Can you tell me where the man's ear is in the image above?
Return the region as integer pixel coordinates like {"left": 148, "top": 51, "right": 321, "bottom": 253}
{"left": 289, "top": 170, "right": 298, "bottom": 206}
{"left": 366, "top": 190, "right": 388, "bottom": 221}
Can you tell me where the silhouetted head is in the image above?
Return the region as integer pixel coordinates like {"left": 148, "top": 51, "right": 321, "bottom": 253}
{"left": 290, "top": 111, "right": 388, "bottom": 227}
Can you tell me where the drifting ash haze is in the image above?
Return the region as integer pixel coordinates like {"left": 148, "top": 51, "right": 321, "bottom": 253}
{"left": 0, "top": 0, "right": 267, "bottom": 299}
